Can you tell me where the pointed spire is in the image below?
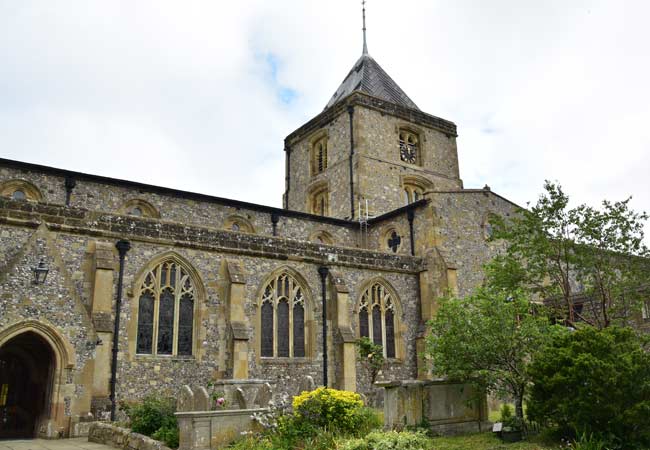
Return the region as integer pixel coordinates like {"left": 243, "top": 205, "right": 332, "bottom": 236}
{"left": 362, "top": 0, "right": 368, "bottom": 55}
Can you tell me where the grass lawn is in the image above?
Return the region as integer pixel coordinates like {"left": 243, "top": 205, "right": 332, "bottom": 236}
{"left": 430, "top": 432, "right": 559, "bottom": 450}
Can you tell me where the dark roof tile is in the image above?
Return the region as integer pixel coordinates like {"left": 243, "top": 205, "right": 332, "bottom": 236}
{"left": 325, "top": 54, "right": 419, "bottom": 110}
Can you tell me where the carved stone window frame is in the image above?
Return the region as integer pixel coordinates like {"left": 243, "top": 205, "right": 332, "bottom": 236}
{"left": 356, "top": 278, "right": 404, "bottom": 360}
{"left": 309, "top": 230, "right": 334, "bottom": 245}
{"left": 309, "top": 130, "right": 329, "bottom": 177}
{"left": 255, "top": 267, "right": 314, "bottom": 361}
{"left": 0, "top": 179, "right": 43, "bottom": 202}
{"left": 119, "top": 199, "right": 160, "bottom": 219}
{"left": 400, "top": 175, "right": 432, "bottom": 206}
{"left": 307, "top": 181, "right": 330, "bottom": 217}
{"left": 224, "top": 215, "right": 256, "bottom": 234}
{"left": 381, "top": 226, "right": 404, "bottom": 253}
{"left": 128, "top": 252, "right": 205, "bottom": 360}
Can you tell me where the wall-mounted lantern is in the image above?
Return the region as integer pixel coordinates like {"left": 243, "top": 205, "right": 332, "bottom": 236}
{"left": 32, "top": 259, "right": 49, "bottom": 285}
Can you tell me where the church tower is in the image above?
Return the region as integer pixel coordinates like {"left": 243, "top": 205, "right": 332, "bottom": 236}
{"left": 283, "top": 5, "right": 462, "bottom": 220}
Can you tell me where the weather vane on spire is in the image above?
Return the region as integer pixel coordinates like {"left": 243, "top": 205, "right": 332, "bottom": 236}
{"left": 362, "top": 0, "right": 368, "bottom": 55}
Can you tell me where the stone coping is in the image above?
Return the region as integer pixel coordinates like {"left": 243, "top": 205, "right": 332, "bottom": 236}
{"left": 0, "top": 198, "right": 423, "bottom": 273}
{"left": 88, "top": 422, "right": 172, "bottom": 450}
{"left": 208, "top": 379, "right": 271, "bottom": 385}
{"left": 175, "top": 407, "right": 268, "bottom": 418}
{"left": 375, "top": 378, "right": 460, "bottom": 388}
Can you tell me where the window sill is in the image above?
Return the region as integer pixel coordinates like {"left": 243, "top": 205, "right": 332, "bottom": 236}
{"left": 260, "top": 357, "right": 313, "bottom": 365}
{"left": 134, "top": 353, "right": 195, "bottom": 361}
{"left": 385, "top": 357, "right": 404, "bottom": 364}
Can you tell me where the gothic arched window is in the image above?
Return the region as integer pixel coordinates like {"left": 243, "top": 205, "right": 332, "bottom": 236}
{"left": 260, "top": 272, "right": 307, "bottom": 358}
{"left": 136, "top": 260, "right": 196, "bottom": 356}
{"left": 310, "top": 189, "right": 329, "bottom": 216}
{"left": 403, "top": 184, "right": 423, "bottom": 205}
{"left": 311, "top": 135, "right": 328, "bottom": 176}
{"left": 358, "top": 282, "right": 397, "bottom": 358}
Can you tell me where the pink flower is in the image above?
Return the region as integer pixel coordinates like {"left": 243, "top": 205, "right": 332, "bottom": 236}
{"left": 216, "top": 397, "right": 225, "bottom": 407}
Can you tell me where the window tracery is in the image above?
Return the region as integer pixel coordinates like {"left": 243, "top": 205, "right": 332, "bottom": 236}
{"left": 260, "top": 272, "right": 307, "bottom": 358}
{"left": 358, "top": 282, "right": 397, "bottom": 358}
{"left": 136, "top": 260, "right": 196, "bottom": 356}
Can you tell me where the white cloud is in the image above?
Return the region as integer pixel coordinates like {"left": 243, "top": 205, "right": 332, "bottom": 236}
{"left": 0, "top": 0, "right": 648, "bottom": 243}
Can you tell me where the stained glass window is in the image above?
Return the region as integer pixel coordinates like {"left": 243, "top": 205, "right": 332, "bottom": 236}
{"left": 137, "top": 292, "right": 154, "bottom": 354}
{"left": 260, "top": 272, "right": 307, "bottom": 358}
{"left": 136, "top": 260, "right": 196, "bottom": 356}
{"left": 178, "top": 294, "right": 194, "bottom": 356}
{"left": 261, "top": 302, "right": 274, "bottom": 357}
{"left": 385, "top": 309, "right": 395, "bottom": 358}
{"left": 293, "top": 303, "right": 305, "bottom": 357}
{"left": 358, "top": 282, "right": 398, "bottom": 358}
{"left": 158, "top": 289, "right": 174, "bottom": 355}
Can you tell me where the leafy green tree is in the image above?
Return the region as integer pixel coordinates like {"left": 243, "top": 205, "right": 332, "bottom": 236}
{"left": 527, "top": 326, "right": 650, "bottom": 448}
{"left": 488, "top": 181, "right": 649, "bottom": 328}
{"left": 427, "top": 288, "right": 554, "bottom": 421}
{"left": 356, "top": 337, "right": 385, "bottom": 384}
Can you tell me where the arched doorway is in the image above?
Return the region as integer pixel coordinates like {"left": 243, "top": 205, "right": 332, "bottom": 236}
{"left": 0, "top": 332, "right": 55, "bottom": 439}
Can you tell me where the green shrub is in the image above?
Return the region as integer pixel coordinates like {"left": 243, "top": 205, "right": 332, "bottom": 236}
{"left": 152, "top": 425, "right": 179, "bottom": 449}
{"left": 568, "top": 433, "right": 612, "bottom": 450}
{"left": 122, "top": 395, "right": 179, "bottom": 448}
{"left": 341, "top": 430, "right": 430, "bottom": 450}
{"left": 528, "top": 326, "right": 650, "bottom": 449}
{"left": 292, "top": 387, "right": 376, "bottom": 436}
{"left": 499, "top": 403, "right": 513, "bottom": 423}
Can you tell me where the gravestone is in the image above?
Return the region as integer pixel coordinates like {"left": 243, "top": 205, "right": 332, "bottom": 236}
{"left": 177, "top": 385, "right": 195, "bottom": 412}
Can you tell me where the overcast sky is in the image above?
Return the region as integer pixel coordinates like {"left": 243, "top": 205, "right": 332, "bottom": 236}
{"left": 1, "top": 1, "right": 648, "bottom": 242}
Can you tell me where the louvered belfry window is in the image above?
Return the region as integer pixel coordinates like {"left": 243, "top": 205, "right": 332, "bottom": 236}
{"left": 136, "top": 260, "right": 195, "bottom": 356}
{"left": 312, "top": 137, "right": 328, "bottom": 175}
{"left": 358, "top": 282, "right": 397, "bottom": 358}
{"left": 260, "top": 272, "right": 306, "bottom": 358}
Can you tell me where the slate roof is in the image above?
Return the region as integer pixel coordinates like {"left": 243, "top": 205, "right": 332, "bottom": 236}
{"left": 325, "top": 54, "right": 419, "bottom": 111}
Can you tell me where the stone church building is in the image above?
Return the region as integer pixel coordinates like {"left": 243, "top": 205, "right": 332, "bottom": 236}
{"left": 0, "top": 44, "right": 518, "bottom": 438}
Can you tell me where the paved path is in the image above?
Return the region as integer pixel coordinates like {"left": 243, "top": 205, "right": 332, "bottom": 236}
{"left": 0, "top": 438, "right": 113, "bottom": 450}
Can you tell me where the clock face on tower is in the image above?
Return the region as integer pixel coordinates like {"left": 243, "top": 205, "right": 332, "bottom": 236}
{"left": 400, "top": 143, "right": 417, "bottom": 164}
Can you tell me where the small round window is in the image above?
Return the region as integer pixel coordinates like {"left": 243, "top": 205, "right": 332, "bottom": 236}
{"left": 11, "top": 190, "right": 26, "bottom": 201}
{"left": 130, "top": 207, "right": 143, "bottom": 217}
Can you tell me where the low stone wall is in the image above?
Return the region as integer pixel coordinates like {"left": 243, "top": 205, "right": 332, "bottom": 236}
{"left": 176, "top": 408, "right": 267, "bottom": 450}
{"left": 378, "top": 379, "right": 491, "bottom": 435}
{"left": 88, "top": 422, "right": 172, "bottom": 450}
{"left": 175, "top": 383, "right": 272, "bottom": 450}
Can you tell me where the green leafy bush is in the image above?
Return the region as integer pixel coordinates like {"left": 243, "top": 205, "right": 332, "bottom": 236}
{"left": 528, "top": 326, "right": 650, "bottom": 449}
{"left": 152, "top": 425, "right": 179, "bottom": 449}
{"left": 499, "top": 403, "right": 513, "bottom": 423}
{"left": 292, "top": 387, "right": 377, "bottom": 436}
{"left": 341, "top": 430, "right": 430, "bottom": 450}
{"left": 568, "top": 433, "right": 612, "bottom": 450}
{"left": 121, "top": 395, "right": 179, "bottom": 448}
{"left": 356, "top": 337, "right": 385, "bottom": 383}
{"left": 233, "top": 388, "right": 381, "bottom": 450}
